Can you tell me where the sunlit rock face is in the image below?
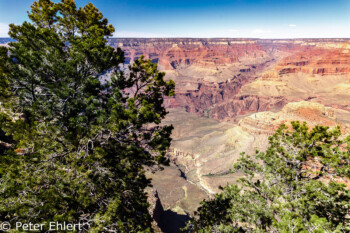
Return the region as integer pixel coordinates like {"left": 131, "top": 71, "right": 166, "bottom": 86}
{"left": 276, "top": 43, "right": 350, "bottom": 75}
{"left": 108, "top": 38, "right": 350, "bottom": 122}
{"left": 109, "top": 38, "right": 268, "bottom": 69}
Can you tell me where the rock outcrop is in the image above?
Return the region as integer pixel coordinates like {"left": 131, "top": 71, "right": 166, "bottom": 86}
{"left": 239, "top": 101, "right": 349, "bottom": 135}
{"left": 208, "top": 95, "right": 287, "bottom": 121}
{"left": 276, "top": 45, "right": 350, "bottom": 75}
{"left": 146, "top": 188, "right": 165, "bottom": 232}
{"left": 109, "top": 38, "right": 269, "bottom": 69}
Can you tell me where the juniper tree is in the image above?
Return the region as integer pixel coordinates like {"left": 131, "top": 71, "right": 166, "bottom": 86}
{"left": 0, "top": 0, "right": 174, "bottom": 232}
{"left": 184, "top": 122, "right": 350, "bottom": 232}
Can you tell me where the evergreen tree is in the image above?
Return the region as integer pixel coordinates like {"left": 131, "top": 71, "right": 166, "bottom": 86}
{"left": 0, "top": 0, "right": 174, "bottom": 232}
{"left": 184, "top": 122, "right": 350, "bottom": 232}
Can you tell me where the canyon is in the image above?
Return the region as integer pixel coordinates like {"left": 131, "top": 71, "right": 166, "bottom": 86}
{"left": 112, "top": 38, "right": 350, "bottom": 232}
{"left": 2, "top": 38, "right": 350, "bottom": 232}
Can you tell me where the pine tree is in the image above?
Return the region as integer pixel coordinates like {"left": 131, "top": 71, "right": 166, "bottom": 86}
{"left": 184, "top": 122, "right": 350, "bottom": 232}
{"left": 0, "top": 0, "right": 175, "bottom": 231}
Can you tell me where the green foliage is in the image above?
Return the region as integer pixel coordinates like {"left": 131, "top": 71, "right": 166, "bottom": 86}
{"left": 0, "top": 0, "right": 174, "bottom": 232}
{"left": 184, "top": 122, "right": 350, "bottom": 232}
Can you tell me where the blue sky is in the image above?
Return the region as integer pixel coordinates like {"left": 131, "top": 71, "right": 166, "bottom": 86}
{"left": 0, "top": 0, "right": 349, "bottom": 38}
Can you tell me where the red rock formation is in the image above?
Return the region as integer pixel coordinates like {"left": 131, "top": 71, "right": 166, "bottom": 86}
{"left": 209, "top": 95, "right": 287, "bottom": 120}
{"left": 164, "top": 74, "right": 257, "bottom": 118}
{"left": 110, "top": 38, "right": 350, "bottom": 120}
{"left": 120, "top": 42, "right": 268, "bottom": 70}
{"left": 276, "top": 45, "right": 350, "bottom": 75}
{"left": 109, "top": 38, "right": 326, "bottom": 71}
{"left": 238, "top": 101, "right": 350, "bottom": 136}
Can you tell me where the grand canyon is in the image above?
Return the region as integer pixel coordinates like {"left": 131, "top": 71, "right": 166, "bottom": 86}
{"left": 2, "top": 37, "right": 350, "bottom": 232}
{"left": 111, "top": 38, "right": 350, "bottom": 232}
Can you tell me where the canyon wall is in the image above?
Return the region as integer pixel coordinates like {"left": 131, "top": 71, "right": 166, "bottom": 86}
{"left": 108, "top": 38, "right": 350, "bottom": 122}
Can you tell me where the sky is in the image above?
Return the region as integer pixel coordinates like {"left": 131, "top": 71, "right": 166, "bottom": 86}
{"left": 0, "top": 0, "right": 349, "bottom": 38}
